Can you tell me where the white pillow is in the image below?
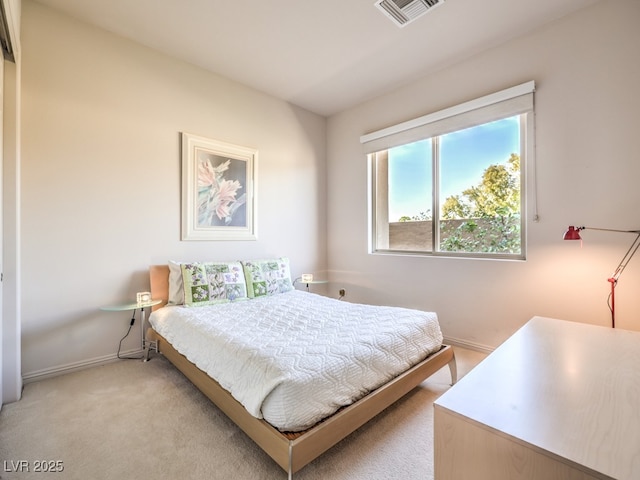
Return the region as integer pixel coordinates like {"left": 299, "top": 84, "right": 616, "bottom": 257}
{"left": 168, "top": 260, "right": 185, "bottom": 305}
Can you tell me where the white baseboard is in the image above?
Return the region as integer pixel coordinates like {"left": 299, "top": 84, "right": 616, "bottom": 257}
{"left": 443, "top": 336, "right": 494, "bottom": 355}
{"left": 22, "top": 338, "right": 491, "bottom": 384}
{"left": 22, "top": 348, "right": 144, "bottom": 384}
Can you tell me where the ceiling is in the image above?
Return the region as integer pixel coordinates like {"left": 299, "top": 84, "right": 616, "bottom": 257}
{"left": 34, "top": 0, "right": 599, "bottom": 117}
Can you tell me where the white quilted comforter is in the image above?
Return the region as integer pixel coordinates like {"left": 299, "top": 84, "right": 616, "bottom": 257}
{"left": 149, "top": 290, "right": 442, "bottom": 431}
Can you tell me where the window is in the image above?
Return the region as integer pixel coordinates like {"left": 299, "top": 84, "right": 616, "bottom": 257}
{"left": 363, "top": 82, "right": 535, "bottom": 259}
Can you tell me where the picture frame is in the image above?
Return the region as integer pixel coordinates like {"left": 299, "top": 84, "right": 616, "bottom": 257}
{"left": 181, "top": 132, "right": 257, "bottom": 241}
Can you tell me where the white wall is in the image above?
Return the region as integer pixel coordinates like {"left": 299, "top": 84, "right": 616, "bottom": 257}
{"left": 20, "top": 1, "right": 327, "bottom": 379}
{"left": 19, "top": 0, "right": 640, "bottom": 378}
{"left": 327, "top": 0, "right": 640, "bottom": 350}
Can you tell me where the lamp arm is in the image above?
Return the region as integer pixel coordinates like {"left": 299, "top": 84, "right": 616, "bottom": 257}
{"left": 608, "top": 232, "right": 640, "bottom": 284}
{"left": 581, "top": 226, "right": 640, "bottom": 235}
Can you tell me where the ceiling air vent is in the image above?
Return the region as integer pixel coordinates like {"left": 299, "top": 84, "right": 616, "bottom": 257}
{"left": 375, "top": 0, "right": 445, "bottom": 28}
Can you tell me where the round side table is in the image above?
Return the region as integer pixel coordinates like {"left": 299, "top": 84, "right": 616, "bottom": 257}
{"left": 100, "top": 299, "right": 162, "bottom": 359}
{"left": 296, "top": 279, "right": 328, "bottom": 292}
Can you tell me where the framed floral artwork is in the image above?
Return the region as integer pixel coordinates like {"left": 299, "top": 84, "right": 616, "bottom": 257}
{"left": 181, "top": 133, "right": 257, "bottom": 240}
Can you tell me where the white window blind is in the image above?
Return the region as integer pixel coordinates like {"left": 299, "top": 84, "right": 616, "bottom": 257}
{"left": 360, "top": 81, "right": 535, "bottom": 154}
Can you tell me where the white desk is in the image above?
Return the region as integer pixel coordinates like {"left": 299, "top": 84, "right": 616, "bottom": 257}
{"left": 434, "top": 316, "right": 640, "bottom": 480}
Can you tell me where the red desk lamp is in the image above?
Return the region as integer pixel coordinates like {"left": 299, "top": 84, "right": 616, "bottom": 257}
{"left": 563, "top": 226, "right": 640, "bottom": 328}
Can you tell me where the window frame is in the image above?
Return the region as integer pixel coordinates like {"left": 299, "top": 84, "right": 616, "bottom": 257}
{"left": 364, "top": 82, "right": 535, "bottom": 260}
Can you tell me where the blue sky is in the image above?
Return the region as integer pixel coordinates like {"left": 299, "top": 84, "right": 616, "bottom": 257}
{"left": 388, "top": 116, "right": 520, "bottom": 221}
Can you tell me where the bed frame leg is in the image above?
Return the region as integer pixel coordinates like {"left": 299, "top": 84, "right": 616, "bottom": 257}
{"left": 448, "top": 351, "right": 457, "bottom": 385}
{"left": 288, "top": 443, "right": 293, "bottom": 480}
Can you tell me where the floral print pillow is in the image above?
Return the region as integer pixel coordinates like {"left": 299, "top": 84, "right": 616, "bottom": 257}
{"left": 180, "top": 262, "right": 248, "bottom": 307}
{"left": 242, "top": 257, "right": 294, "bottom": 298}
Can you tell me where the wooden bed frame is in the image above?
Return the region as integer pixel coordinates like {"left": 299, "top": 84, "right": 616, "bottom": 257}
{"left": 145, "top": 264, "right": 457, "bottom": 479}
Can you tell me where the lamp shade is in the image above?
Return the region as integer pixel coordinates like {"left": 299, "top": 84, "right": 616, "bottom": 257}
{"left": 563, "top": 226, "right": 582, "bottom": 240}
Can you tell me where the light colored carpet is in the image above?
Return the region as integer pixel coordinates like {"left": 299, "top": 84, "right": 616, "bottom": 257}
{"left": 0, "top": 347, "right": 485, "bottom": 480}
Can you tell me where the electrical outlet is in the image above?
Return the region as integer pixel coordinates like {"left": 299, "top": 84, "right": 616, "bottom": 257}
{"left": 339, "top": 289, "right": 346, "bottom": 297}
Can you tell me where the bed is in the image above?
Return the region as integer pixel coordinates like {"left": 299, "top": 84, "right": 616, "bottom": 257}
{"left": 145, "top": 261, "right": 456, "bottom": 478}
